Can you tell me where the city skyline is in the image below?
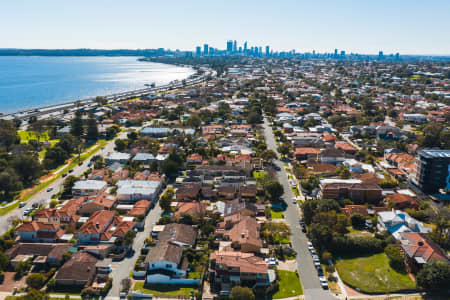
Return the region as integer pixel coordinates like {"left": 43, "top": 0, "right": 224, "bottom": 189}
{"left": 1, "top": 0, "right": 450, "bottom": 55}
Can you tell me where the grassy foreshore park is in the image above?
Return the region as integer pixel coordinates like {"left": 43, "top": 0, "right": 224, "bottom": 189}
{"left": 336, "top": 253, "right": 416, "bottom": 293}
{"left": 0, "top": 139, "right": 109, "bottom": 216}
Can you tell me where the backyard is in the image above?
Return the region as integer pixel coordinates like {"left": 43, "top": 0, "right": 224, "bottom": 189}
{"left": 272, "top": 270, "right": 303, "bottom": 299}
{"left": 335, "top": 253, "right": 416, "bottom": 293}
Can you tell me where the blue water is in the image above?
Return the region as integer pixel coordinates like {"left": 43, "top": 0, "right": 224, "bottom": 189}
{"left": 0, "top": 56, "right": 195, "bottom": 113}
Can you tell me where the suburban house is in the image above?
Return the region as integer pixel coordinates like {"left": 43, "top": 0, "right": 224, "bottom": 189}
{"left": 144, "top": 224, "right": 197, "bottom": 284}
{"left": 16, "top": 221, "right": 65, "bottom": 243}
{"left": 72, "top": 180, "right": 107, "bottom": 196}
{"left": 239, "top": 184, "right": 257, "bottom": 199}
{"left": 215, "top": 214, "right": 262, "bottom": 253}
{"left": 294, "top": 147, "right": 321, "bottom": 161}
{"left": 186, "top": 153, "right": 203, "bottom": 164}
{"left": 104, "top": 152, "right": 131, "bottom": 164}
{"left": 342, "top": 205, "right": 369, "bottom": 218}
{"left": 224, "top": 199, "right": 261, "bottom": 217}
{"left": 55, "top": 251, "right": 98, "bottom": 287}
{"left": 77, "top": 210, "right": 135, "bottom": 244}
{"left": 398, "top": 232, "right": 449, "bottom": 272}
{"left": 34, "top": 207, "right": 80, "bottom": 226}
{"left": 132, "top": 153, "right": 156, "bottom": 164}
{"left": 209, "top": 251, "right": 275, "bottom": 295}
{"left": 175, "top": 182, "right": 202, "bottom": 201}
{"left": 335, "top": 141, "right": 357, "bottom": 154}
{"left": 173, "top": 202, "right": 206, "bottom": 220}
{"left": 6, "top": 243, "right": 72, "bottom": 267}
{"left": 129, "top": 200, "right": 152, "bottom": 217}
{"left": 78, "top": 193, "right": 117, "bottom": 216}
{"left": 116, "top": 179, "right": 162, "bottom": 203}
{"left": 377, "top": 210, "right": 432, "bottom": 239}
{"left": 385, "top": 193, "right": 419, "bottom": 210}
{"left": 319, "top": 148, "right": 354, "bottom": 165}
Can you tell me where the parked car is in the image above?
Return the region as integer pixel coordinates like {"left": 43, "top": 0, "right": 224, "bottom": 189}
{"left": 62, "top": 173, "right": 67, "bottom": 177}
{"left": 319, "top": 277, "right": 329, "bottom": 289}
{"left": 19, "top": 202, "right": 26, "bottom": 208}
{"left": 68, "top": 169, "right": 73, "bottom": 173}
{"left": 292, "top": 198, "right": 297, "bottom": 204}
{"left": 46, "top": 187, "right": 53, "bottom": 193}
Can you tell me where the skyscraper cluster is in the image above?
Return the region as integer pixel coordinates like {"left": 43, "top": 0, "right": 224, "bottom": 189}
{"left": 195, "top": 40, "right": 273, "bottom": 57}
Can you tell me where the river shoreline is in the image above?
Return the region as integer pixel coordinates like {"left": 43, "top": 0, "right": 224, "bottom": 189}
{"left": 0, "top": 56, "right": 196, "bottom": 115}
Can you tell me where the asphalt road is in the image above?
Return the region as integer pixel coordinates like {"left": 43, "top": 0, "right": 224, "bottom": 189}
{"left": 0, "top": 129, "right": 130, "bottom": 235}
{"left": 262, "top": 117, "right": 337, "bottom": 300}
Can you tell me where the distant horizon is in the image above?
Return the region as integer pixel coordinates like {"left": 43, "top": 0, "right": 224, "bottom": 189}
{"left": 1, "top": 47, "right": 450, "bottom": 57}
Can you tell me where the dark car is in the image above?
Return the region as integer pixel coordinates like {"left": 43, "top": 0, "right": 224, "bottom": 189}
{"left": 62, "top": 173, "right": 67, "bottom": 177}
{"left": 68, "top": 169, "right": 73, "bottom": 173}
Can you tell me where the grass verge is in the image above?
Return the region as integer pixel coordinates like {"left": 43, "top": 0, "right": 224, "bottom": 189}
{"left": 133, "top": 281, "right": 195, "bottom": 298}
{"left": 272, "top": 270, "right": 303, "bottom": 299}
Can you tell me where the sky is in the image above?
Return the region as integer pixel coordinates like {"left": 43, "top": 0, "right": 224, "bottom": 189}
{"left": 1, "top": 0, "right": 450, "bottom": 55}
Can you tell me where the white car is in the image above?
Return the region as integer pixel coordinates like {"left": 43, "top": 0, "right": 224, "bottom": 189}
{"left": 307, "top": 242, "right": 313, "bottom": 247}
{"left": 312, "top": 254, "right": 320, "bottom": 261}
{"left": 308, "top": 245, "right": 314, "bottom": 251}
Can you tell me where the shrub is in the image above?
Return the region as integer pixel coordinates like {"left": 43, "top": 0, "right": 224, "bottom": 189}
{"left": 384, "top": 245, "right": 406, "bottom": 272}
{"left": 26, "top": 273, "right": 46, "bottom": 289}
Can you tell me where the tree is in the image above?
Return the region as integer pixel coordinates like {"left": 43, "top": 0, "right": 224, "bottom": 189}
{"left": 11, "top": 155, "right": 41, "bottom": 185}
{"left": 264, "top": 180, "right": 284, "bottom": 201}
{"left": 43, "top": 146, "right": 68, "bottom": 169}
{"left": 115, "top": 139, "right": 127, "bottom": 152}
{"left": 416, "top": 260, "right": 450, "bottom": 292}
{"left": 86, "top": 114, "right": 98, "bottom": 140}
{"left": 70, "top": 110, "right": 84, "bottom": 137}
{"left": 230, "top": 286, "right": 255, "bottom": 300}
{"left": 62, "top": 175, "right": 78, "bottom": 196}
{"left": 124, "top": 230, "right": 136, "bottom": 246}
{"left": 384, "top": 245, "right": 405, "bottom": 272}
{"left": 26, "top": 273, "right": 46, "bottom": 289}
{"left": 277, "top": 143, "right": 290, "bottom": 156}
{"left": 95, "top": 96, "right": 107, "bottom": 105}
{"left": 0, "top": 170, "right": 23, "bottom": 199}
{"left": 186, "top": 114, "right": 202, "bottom": 129}
{"left": 218, "top": 102, "right": 231, "bottom": 119}
{"left": 0, "top": 251, "right": 9, "bottom": 271}
{"left": 260, "top": 149, "right": 277, "bottom": 163}
{"left": 247, "top": 111, "right": 262, "bottom": 125}
{"left": 350, "top": 213, "right": 366, "bottom": 230}
{"left": 106, "top": 126, "right": 117, "bottom": 139}
{"left": 179, "top": 213, "right": 194, "bottom": 225}
{"left": 159, "top": 190, "right": 173, "bottom": 212}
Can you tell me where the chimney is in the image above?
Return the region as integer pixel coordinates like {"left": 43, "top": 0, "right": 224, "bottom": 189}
{"left": 241, "top": 232, "right": 245, "bottom": 238}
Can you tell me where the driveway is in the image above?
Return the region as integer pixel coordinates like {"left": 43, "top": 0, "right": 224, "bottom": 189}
{"left": 108, "top": 203, "right": 162, "bottom": 297}
{"left": 262, "top": 117, "right": 336, "bottom": 300}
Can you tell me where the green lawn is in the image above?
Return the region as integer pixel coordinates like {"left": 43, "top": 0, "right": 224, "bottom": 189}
{"left": 133, "top": 281, "right": 196, "bottom": 298}
{"left": 271, "top": 209, "right": 284, "bottom": 219}
{"left": 292, "top": 187, "right": 300, "bottom": 196}
{"left": 18, "top": 130, "right": 52, "bottom": 142}
{"left": 272, "top": 270, "right": 303, "bottom": 299}
{"left": 336, "top": 253, "right": 416, "bottom": 293}
{"left": 253, "top": 170, "right": 266, "bottom": 179}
